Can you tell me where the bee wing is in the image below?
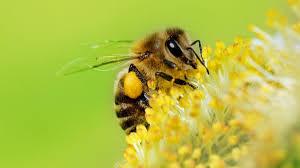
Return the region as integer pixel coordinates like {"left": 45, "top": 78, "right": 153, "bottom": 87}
{"left": 57, "top": 54, "right": 138, "bottom": 76}
{"left": 57, "top": 40, "right": 138, "bottom": 76}
{"left": 81, "top": 40, "right": 134, "bottom": 50}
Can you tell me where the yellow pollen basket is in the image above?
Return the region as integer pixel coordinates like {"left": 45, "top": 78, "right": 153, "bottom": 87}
{"left": 124, "top": 72, "right": 143, "bottom": 99}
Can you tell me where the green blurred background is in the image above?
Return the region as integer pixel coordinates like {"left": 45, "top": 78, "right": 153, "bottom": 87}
{"left": 0, "top": 0, "right": 288, "bottom": 167}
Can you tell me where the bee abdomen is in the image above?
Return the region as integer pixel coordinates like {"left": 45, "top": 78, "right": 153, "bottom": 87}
{"left": 115, "top": 103, "right": 147, "bottom": 134}
{"left": 115, "top": 69, "right": 149, "bottom": 134}
{"left": 115, "top": 91, "right": 148, "bottom": 134}
{"left": 116, "top": 105, "right": 137, "bottom": 118}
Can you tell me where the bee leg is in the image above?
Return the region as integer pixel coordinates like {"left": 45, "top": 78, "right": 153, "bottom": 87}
{"left": 129, "top": 64, "right": 147, "bottom": 84}
{"left": 155, "top": 72, "right": 173, "bottom": 81}
{"left": 138, "top": 92, "right": 150, "bottom": 108}
{"left": 128, "top": 64, "right": 150, "bottom": 107}
{"left": 163, "top": 59, "right": 177, "bottom": 69}
{"left": 155, "top": 71, "right": 197, "bottom": 89}
{"left": 174, "top": 78, "right": 197, "bottom": 89}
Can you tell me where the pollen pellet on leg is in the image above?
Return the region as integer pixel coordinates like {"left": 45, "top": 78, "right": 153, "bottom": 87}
{"left": 124, "top": 72, "right": 143, "bottom": 99}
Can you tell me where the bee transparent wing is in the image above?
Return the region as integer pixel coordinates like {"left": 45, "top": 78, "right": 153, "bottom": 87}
{"left": 81, "top": 40, "right": 134, "bottom": 50}
{"left": 57, "top": 54, "right": 138, "bottom": 76}
{"left": 57, "top": 40, "right": 137, "bottom": 76}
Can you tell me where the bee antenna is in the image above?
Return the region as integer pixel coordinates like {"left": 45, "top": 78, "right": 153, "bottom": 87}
{"left": 186, "top": 47, "right": 209, "bottom": 75}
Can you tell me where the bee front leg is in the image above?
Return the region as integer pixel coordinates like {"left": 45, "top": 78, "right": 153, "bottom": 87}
{"left": 163, "top": 59, "right": 177, "bottom": 69}
{"left": 155, "top": 72, "right": 197, "bottom": 89}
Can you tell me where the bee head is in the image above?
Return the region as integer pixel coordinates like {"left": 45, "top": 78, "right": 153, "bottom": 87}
{"left": 165, "top": 28, "right": 198, "bottom": 70}
{"left": 165, "top": 27, "right": 209, "bottom": 74}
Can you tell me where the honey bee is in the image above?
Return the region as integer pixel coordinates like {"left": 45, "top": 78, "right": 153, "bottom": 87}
{"left": 58, "top": 27, "right": 209, "bottom": 134}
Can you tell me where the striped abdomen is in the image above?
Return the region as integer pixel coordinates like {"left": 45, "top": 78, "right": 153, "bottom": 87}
{"left": 114, "top": 71, "right": 149, "bottom": 134}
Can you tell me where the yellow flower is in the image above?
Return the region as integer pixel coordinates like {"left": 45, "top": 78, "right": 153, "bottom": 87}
{"left": 118, "top": 1, "right": 300, "bottom": 167}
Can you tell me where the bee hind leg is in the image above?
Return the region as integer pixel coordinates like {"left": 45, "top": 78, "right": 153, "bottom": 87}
{"left": 129, "top": 64, "right": 147, "bottom": 84}
{"left": 138, "top": 92, "right": 150, "bottom": 107}
{"left": 155, "top": 71, "right": 197, "bottom": 89}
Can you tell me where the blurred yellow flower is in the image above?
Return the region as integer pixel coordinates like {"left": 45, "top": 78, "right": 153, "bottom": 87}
{"left": 118, "top": 1, "right": 300, "bottom": 168}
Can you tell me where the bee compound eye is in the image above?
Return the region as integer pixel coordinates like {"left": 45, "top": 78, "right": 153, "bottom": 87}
{"left": 166, "top": 38, "right": 183, "bottom": 57}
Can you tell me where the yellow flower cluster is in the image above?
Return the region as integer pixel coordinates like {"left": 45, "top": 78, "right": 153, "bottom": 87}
{"left": 118, "top": 1, "right": 300, "bottom": 168}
